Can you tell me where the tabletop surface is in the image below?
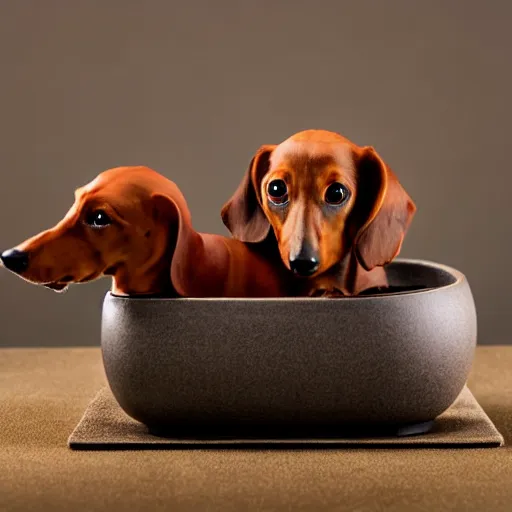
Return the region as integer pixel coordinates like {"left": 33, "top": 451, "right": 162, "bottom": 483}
{"left": 1, "top": 346, "right": 512, "bottom": 512}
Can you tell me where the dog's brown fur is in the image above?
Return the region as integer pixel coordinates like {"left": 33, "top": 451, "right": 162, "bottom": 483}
{"left": 221, "top": 129, "right": 416, "bottom": 296}
{"left": 1, "top": 166, "right": 290, "bottom": 297}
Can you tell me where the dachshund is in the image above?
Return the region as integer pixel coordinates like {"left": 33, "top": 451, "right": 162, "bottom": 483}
{"left": 0, "top": 166, "right": 291, "bottom": 298}
{"left": 221, "top": 129, "right": 416, "bottom": 296}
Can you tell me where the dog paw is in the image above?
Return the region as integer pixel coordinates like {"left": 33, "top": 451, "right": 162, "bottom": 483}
{"left": 309, "top": 288, "right": 346, "bottom": 298}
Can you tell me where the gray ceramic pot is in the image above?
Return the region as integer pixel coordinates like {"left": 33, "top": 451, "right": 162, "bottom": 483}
{"left": 101, "top": 259, "right": 477, "bottom": 438}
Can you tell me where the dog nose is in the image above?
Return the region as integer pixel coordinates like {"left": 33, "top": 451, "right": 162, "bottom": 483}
{"left": 0, "top": 249, "right": 29, "bottom": 274}
{"left": 289, "top": 255, "right": 319, "bottom": 277}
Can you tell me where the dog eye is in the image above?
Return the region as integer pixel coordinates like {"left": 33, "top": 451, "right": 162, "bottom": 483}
{"left": 267, "top": 179, "right": 289, "bottom": 205}
{"left": 325, "top": 182, "right": 349, "bottom": 205}
{"left": 84, "top": 209, "right": 112, "bottom": 228}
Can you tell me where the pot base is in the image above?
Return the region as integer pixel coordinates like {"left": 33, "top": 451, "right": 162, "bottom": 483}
{"left": 146, "top": 420, "right": 435, "bottom": 440}
{"left": 395, "top": 420, "right": 435, "bottom": 437}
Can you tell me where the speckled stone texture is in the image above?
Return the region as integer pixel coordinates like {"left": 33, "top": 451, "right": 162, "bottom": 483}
{"left": 101, "top": 259, "right": 477, "bottom": 433}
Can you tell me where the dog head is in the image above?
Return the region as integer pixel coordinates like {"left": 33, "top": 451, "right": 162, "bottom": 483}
{"left": 221, "top": 129, "right": 416, "bottom": 278}
{"left": 0, "top": 166, "right": 193, "bottom": 296}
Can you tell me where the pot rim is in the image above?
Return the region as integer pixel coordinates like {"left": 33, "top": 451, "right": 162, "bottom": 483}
{"left": 106, "top": 258, "right": 466, "bottom": 303}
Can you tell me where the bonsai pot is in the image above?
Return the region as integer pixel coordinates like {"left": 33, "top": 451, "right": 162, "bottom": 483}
{"left": 101, "top": 258, "right": 477, "bottom": 438}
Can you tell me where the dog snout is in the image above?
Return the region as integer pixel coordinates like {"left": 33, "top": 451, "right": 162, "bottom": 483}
{"left": 289, "top": 244, "right": 319, "bottom": 277}
{"left": 0, "top": 249, "right": 29, "bottom": 274}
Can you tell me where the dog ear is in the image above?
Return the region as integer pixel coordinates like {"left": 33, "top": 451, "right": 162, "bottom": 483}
{"left": 351, "top": 146, "right": 416, "bottom": 271}
{"left": 220, "top": 144, "right": 276, "bottom": 243}
{"left": 151, "top": 191, "right": 202, "bottom": 297}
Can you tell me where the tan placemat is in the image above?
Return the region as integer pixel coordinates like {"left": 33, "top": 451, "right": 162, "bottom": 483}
{"left": 68, "top": 386, "right": 504, "bottom": 449}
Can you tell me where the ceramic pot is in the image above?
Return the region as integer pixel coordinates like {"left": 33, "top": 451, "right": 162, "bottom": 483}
{"left": 101, "top": 259, "right": 477, "bottom": 437}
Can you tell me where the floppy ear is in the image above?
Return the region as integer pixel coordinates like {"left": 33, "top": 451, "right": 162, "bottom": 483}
{"left": 220, "top": 144, "right": 276, "bottom": 243}
{"left": 352, "top": 146, "right": 416, "bottom": 271}
{"left": 151, "top": 192, "right": 202, "bottom": 297}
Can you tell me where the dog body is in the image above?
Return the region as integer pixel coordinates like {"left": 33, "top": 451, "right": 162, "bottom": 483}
{"left": 0, "top": 166, "right": 290, "bottom": 298}
{"left": 221, "top": 130, "right": 416, "bottom": 296}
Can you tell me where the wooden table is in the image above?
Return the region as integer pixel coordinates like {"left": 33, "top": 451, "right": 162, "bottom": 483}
{"left": 1, "top": 346, "right": 511, "bottom": 511}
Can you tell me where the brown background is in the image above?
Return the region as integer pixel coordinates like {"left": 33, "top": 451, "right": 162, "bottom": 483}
{"left": 0, "top": 1, "right": 510, "bottom": 347}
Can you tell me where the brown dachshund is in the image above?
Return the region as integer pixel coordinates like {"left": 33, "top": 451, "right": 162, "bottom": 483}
{"left": 221, "top": 129, "right": 416, "bottom": 296}
{"left": 0, "top": 166, "right": 290, "bottom": 297}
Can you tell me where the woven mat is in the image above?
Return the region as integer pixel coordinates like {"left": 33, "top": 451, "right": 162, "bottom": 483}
{"left": 68, "top": 385, "right": 504, "bottom": 449}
